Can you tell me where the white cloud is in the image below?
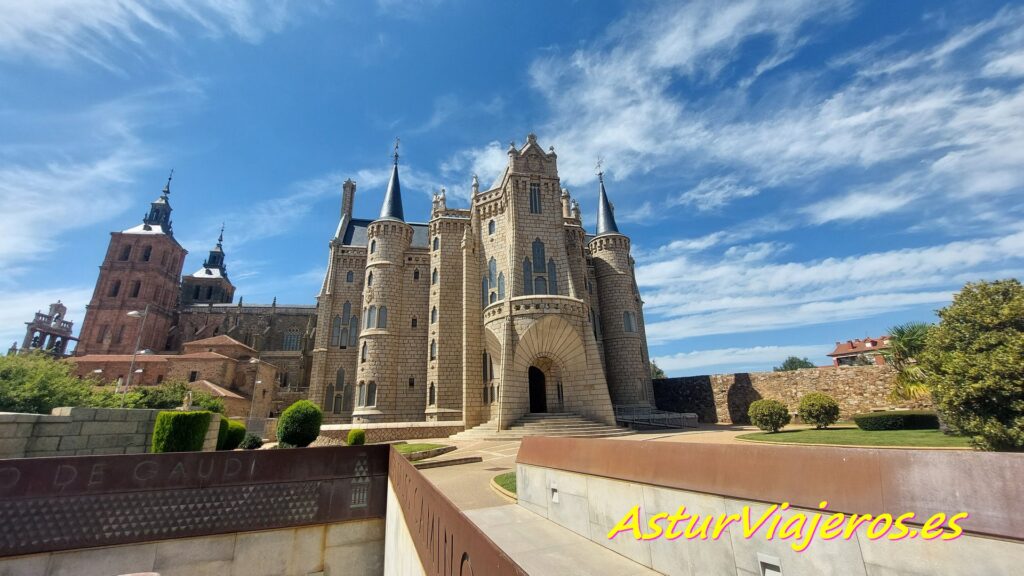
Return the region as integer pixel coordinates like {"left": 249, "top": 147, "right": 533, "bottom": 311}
{"left": 803, "top": 190, "right": 917, "bottom": 225}
{"left": 0, "top": 286, "right": 93, "bottom": 350}
{"left": 440, "top": 140, "right": 508, "bottom": 198}
{"left": 672, "top": 177, "right": 759, "bottom": 212}
{"left": 654, "top": 344, "right": 831, "bottom": 375}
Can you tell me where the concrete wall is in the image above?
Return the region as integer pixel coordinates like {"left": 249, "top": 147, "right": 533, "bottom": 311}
{"left": 654, "top": 365, "right": 929, "bottom": 424}
{"left": 0, "top": 407, "right": 220, "bottom": 459}
{"left": 384, "top": 480, "right": 428, "bottom": 576}
{"left": 0, "top": 518, "right": 385, "bottom": 576}
{"left": 517, "top": 462, "right": 1024, "bottom": 576}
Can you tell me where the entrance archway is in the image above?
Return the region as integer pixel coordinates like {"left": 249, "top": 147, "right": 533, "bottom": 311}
{"left": 528, "top": 366, "right": 547, "bottom": 413}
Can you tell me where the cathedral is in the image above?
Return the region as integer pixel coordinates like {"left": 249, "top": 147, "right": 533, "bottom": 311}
{"left": 71, "top": 134, "right": 653, "bottom": 429}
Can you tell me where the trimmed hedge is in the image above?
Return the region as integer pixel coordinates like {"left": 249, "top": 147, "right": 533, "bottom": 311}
{"left": 239, "top": 432, "right": 263, "bottom": 450}
{"left": 218, "top": 419, "right": 247, "bottom": 450}
{"left": 748, "top": 399, "right": 791, "bottom": 433}
{"left": 798, "top": 392, "right": 840, "bottom": 429}
{"left": 853, "top": 411, "right": 940, "bottom": 431}
{"left": 215, "top": 418, "right": 230, "bottom": 449}
{"left": 152, "top": 411, "right": 212, "bottom": 453}
{"left": 347, "top": 428, "right": 366, "bottom": 446}
{"left": 276, "top": 400, "right": 323, "bottom": 447}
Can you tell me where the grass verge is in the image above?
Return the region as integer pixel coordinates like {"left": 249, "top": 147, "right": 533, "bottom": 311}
{"left": 737, "top": 426, "right": 971, "bottom": 448}
{"left": 393, "top": 443, "right": 447, "bottom": 454}
{"left": 493, "top": 472, "right": 516, "bottom": 494}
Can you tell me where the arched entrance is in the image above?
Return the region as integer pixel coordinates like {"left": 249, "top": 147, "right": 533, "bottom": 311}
{"left": 529, "top": 366, "right": 547, "bottom": 413}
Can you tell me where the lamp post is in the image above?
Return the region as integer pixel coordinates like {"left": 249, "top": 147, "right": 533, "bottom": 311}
{"left": 247, "top": 357, "right": 263, "bottom": 436}
{"left": 122, "top": 303, "right": 151, "bottom": 407}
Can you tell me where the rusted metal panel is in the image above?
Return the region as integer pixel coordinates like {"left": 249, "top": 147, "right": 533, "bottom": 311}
{"left": 516, "top": 437, "right": 1024, "bottom": 542}
{"left": 388, "top": 448, "right": 527, "bottom": 576}
{"left": 0, "top": 446, "right": 388, "bottom": 557}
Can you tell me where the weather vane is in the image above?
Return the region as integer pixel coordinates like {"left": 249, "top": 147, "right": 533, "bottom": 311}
{"left": 393, "top": 137, "right": 400, "bottom": 165}
{"left": 595, "top": 157, "right": 604, "bottom": 179}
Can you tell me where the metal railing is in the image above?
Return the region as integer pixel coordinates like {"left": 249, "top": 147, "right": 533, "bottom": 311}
{"left": 614, "top": 405, "right": 699, "bottom": 429}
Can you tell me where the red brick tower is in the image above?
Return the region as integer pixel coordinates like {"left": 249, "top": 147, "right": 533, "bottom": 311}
{"left": 76, "top": 173, "right": 187, "bottom": 355}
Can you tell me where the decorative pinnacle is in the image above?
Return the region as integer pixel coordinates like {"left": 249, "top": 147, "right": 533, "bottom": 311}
{"left": 393, "top": 137, "right": 400, "bottom": 165}
{"left": 595, "top": 157, "right": 604, "bottom": 181}
{"left": 162, "top": 169, "right": 174, "bottom": 194}
{"left": 218, "top": 223, "right": 224, "bottom": 245}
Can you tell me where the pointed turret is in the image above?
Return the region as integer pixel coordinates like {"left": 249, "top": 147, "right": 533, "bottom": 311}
{"left": 140, "top": 170, "right": 175, "bottom": 235}
{"left": 201, "top": 224, "right": 227, "bottom": 276}
{"left": 378, "top": 139, "right": 405, "bottom": 221}
{"left": 595, "top": 170, "right": 619, "bottom": 236}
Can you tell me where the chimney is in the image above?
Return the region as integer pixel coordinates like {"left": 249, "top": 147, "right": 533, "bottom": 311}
{"left": 341, "top": 179, "right": 356, "bottom": 221}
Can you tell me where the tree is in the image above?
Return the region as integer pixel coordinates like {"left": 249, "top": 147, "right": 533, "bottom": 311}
{"left": 884, "top": 321, "right": 932, "bottom": 401}
{"left": 920, "top": 279, "right": 1024, "bottom": 451}
{"left": 773, "top": 356, "right": 815, "bottom": 371}
{"left": 0, "top": 353, "right": 96, "bottom": 414}
{"left": 650, "top": 360, "right": 667, "bottom": 380}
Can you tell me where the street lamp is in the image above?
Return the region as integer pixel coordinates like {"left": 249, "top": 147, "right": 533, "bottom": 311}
{"left": 122, "top": 303, "right": 151, "bottom": 407}
{"left": 246, "top": 357, "right": 263, "bottom": 436}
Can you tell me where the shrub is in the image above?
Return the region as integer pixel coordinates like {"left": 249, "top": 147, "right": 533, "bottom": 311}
{"left": 853, "top": 411, "right": 940, "bottom": 431}
{"left": 218, "top": 419, "right": 246, "bottom": 450}
{"left": 919, "top": 279, "right": 1024, "bottom": 451}
{"left": 0, "top": 353, "right": 96, "bottom": 414}
{"left": 798, "top": 392, "right": 840, "bottom": 429}
{"left": 239, "top": 432, "right": 263, "bottom": 450}
{"left": 748, "top": 399, "right": 791, "bottom": 433}
{"left": 347, "top": 428, "right": 366, "bottom": 446}
{"left": 276, "top": 400, "right": 323, "bottom": 447}
{"left": 151, "top": 411, "right": 212, "bottom": 453}
{"left": 276, "top": 441, "right": 296, "bottom": 449}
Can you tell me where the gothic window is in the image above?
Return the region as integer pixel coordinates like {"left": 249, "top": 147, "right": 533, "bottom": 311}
{"left": 340, "top": 327, "right": 350, "bottom": 347}
{"left": 325, "top": 382, "right": 335, "bottom": 410}
{"left": 130, "top": 280, "right": 141, "bottom": 298}
{"left": 488, "top": 220, "right": 496, "bottom": 235}
{"left": 623, "top": 311, "right": 636, "bottom": 333}
{"left": 119, "top": 245, "right": 132, "bottom": 261}
{"left": 109, "top": 280, "right": 121, "bottom": 297}
{"left": 432, "top": 268, "right": 438, "bottom": 285}
{"left": 489, "top": 291, "right": 497, "bottom": 304}
{"left": 334, "top": 368, "right": 345, "bottom": 412}
{"left": 346, "top": 271, "right": 354, "bottom": 283}
{"left": 378, "top": 306, "right": 388, "bottom": 328}
{"left": 522, "top": 259, "right": 533, "bottom": 295}
{"left": 529, "top": 183, "right": 542, "bottom": 213}
{"left": 433, "top": 236, "right": 440, "bottom": 251}
{"left": 431, "top": 307, "right": 437, "bottom": 324}
{"left": 141, "top": 246, "right": 152, "bottom": 262}
{"left": 114, "top": 325, "right": 125, "bottom": 344}
{"left": 483, "top": 385, "right": 488, "bottom": 403}
{"left": 490, "top": 383, "right": 496, "bottom": 404}
{"left": 488, "top": 257, "right": 497, "bottom": 287}
{"left": 369, "top": 239, "right": 377, "bottom": 254}
{"left": 430, "top": 339, "right": 436, "bottom": 360}
{"left": 532, "top": 239, "right": 546, "bottom": 273}
{"left": 547, "top": 259, "right": 558, "bottom": 295}
{"left": 332, "top": 394, "right": 343, "bottom": 414}
{"left": 357, "top": 382, "right": 366, "bottom": 406}
{"left": 366, "top": 306, "right": 376, "bottom": 329}
{"left": 411, "top": 316, "right": 418, "bottom": 328}
{"left": 367, "top": 272, "right": 373, "bottom": 287}
{"left": 481, "top": 279, "right": 488, "bottom": 306}
{"left": 343, "top": 301, "right": 351, "bottom": 321}
{"left": 348, "top": 316, "right": 358, "bottom": 346}
{"left": 428, "top": 383, "right": 436, "bottom": 406}
{"left": 366, "top": 382, "right": 377, "bottom": 406}
{"left": 413, "top": 269, "right": 420, "bottom": 281}
{"left": 534, "top": 276, "right": 547, "bottom": 295}
{"left": 343, "top": 383, "right": 352, "bottom": 411}
{"left": 497, "top": 272, "right": 505, "bottom": 299}
{"left": 282, "top": 330, "right": 301, "bottom": 351}
{"left": 330, "top": 315, "right": 342, "bottom": 347}
{"left": 361, "top": 342, "right": 368, "bottom": 363}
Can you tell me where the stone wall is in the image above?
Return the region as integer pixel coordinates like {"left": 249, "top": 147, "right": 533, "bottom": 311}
{"left": 0, "top": 407, "right": 220, "bottom": 459}
{"left": 653, "top": 365, "right": 929, "bottom": 424}
{"left": 320, "top": 421, "right": 464, "bottom": 443}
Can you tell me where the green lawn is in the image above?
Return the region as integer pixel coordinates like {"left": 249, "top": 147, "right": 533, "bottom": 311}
{"left": 494, "top": 472, "right": 517, "bottom": 494}
{"left": 393, "top": 443, "right": 448, "bottom": 454}
{"left": 737, "top": 426, "right": 972, "bottom": 448}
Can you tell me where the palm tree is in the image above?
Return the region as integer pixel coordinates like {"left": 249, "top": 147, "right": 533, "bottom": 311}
{"left": 885, "top": 322, "right": 931, "bottom": 401}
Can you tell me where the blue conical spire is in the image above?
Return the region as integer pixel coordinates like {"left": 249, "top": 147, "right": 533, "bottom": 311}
{"left": 595, "top": 170, "right": 619, "bottom": 235}
{"left": 378, "top": 139, "right": 405, "bottom": 221}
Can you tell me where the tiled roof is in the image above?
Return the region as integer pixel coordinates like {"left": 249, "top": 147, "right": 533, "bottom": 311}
{"left": 178, "top": 351, "right": 234, "bottom": 360}
{"left": 72, "top": 354, "right": 169, "bottom": 363}
{"left": 186, "top": 334, "right": 254, "bottom": 350}
{"left": 828, "top": 336, "right": 891, "bottom": 357}
{"left": 190, "top": 380, "right": 246, "bottom": 399}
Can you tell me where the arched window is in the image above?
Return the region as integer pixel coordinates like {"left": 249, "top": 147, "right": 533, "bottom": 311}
{"left": 488, "top": 220, "right": 496, "bottom": 235}
{"left": 326, "top": 383, "right": 336, "bottom": 411}
{"left": 361, "top": 342, "right": 368, "bottom": 363}
{"left": 411, "top": 316, "right": 418, "bottom": 328}
{"left": 413, "top": 269, "right": 420, "bottom": 280}
{"left": 378, "top": 306, "right": 388, "bottom": 328}
{"left": 497, "top": 272, "right": 505, "bottom": 299}
{"left": 348, "top": 316, "right": 358, "bottom": 346}
{"left": 432, "top": 268, "right": 438, "bottom": 284}
{"left": 488, "top": 257, "right": 497, "bottom": 287}
{"left": 366, "top": 382, "right": 377, "bottom": 406}
{"left": 623, "top": 311, "right": 636, "bottom": 333}
{"left": 142, "top": 246, "right": 152, "bottom": 261}
{"left": 428, "top": 383, "right": 436, "bottom": 405}
{"left": 489, "top": 292, "right": 497, "bottom": 304}
{"left": 346, "top": 271, "right": 354, "bottom": 283}
{"left": 532, "top": 239, "right": 546, "bottom": 273}
{"left": 547, "top": 258, "right": 558, "bottom": 295}
{"left": 481, "top": 278, "right": 488, "bottom": 306}
{"left": 366, "top": 306, "right": 376, "bottom": 329}
{"left": 330, "top": 315, "right": 342, "bottom": 346}
{"left": 534, "top": 276, "right": 547, "bottom": 295}
{"left": 529, "top": 183, "right": 541, "bottom": 213}
{"left": 109, "top": 280, "right": 121, "bottom": 297}
{"left": 334, "top": 368, "right": 345, "bottom": 413}
{"left": 431, "top": 307, "right": 437, "bottom": 324}
{"left": 433, "top": 236, "right": 440, "bottom": 251}
{"left": 130, "top": 280, "right": 141, "bottom": 298}
{"left": 282, "top": 330, "right": 301, "bottom": 351}
{"left": 340, "top": 327, "right": 350, "bottom": 347}
{"left": 357, "top": 382, "right": 366, "bottom": 406}
{"left": 369, "top": 239, "right": 377, "bottom": 254}
{"left": 367, "top": 272, "right": 374, "bottom": 287}
{"left": 343, "top": 301, "right": 352, "bottom": 321}
{"left": 522, "top": 259, "right": 533, "bottom": 295}
{"left": 430, "top": 339, "right": 436, "bottom": 360}
{"left": 119, "top": 245, "right": 132, "bottom": 261}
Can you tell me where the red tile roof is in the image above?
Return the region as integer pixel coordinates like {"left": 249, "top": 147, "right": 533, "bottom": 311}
{"left": 184, "top": 334, "right": 254, "bottom": 351}
{"left": 828, "top": 336, "right": 891, "bottom": 357}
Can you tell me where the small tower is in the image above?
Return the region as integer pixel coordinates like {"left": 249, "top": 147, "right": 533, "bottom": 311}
{"left": 181, "top": 224, "right": 236, "bottom": 305}
{"left": 354, "top": 140, "right": 416, "bottom": 423}
{"left": 76, "top": 172, "right": 187, "bottom": 355}
{"left": 588, "top": 169, "right": 654, "bottom": 406}
{"left": 20, "top": 301, "right": 77, "bottom": 356}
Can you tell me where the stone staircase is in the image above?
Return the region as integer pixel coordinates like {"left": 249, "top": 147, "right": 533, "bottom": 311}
{"left": 451, "top": 412, "right": 635, "bottom": 441}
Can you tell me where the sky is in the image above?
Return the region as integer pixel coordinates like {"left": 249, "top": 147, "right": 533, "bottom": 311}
{"left": 1, "top": 0, "right": 1022, "bottom": 376}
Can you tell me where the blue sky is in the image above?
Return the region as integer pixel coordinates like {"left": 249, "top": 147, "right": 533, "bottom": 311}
{"left": 1, "top": 0, "right": 1022, "bottom": 375}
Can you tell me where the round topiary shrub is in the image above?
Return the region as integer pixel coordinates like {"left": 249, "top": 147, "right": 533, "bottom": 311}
{"left": 853, "top": 411, "right": 940, "bottom": 431}
{"left": 798, "top": 392, "right": 840, "bottom": 429}
{"left": 276, "top": 400, "right": 323, "bottom": 447}
{"left": 239, "top": 432, "right": 263, "bottom": 450}
{"left": 748, "top": 399, "right": 791, "bottom": 433}
{"left": 347, "top": 428, "right": 366, "bottom": 446}
{"left": 151, "top": 410, "right": 212, "bottom": 453}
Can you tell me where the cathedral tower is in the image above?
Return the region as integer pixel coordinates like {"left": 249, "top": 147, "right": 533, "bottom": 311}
{"left": 588, "top": 172, "right": 654, "bottom": 406}
{"left": 77, "top": 173, "right": 187, "bottom": 355}
{"left": 181, "top": 225, "right": 235, "bottom": 305}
